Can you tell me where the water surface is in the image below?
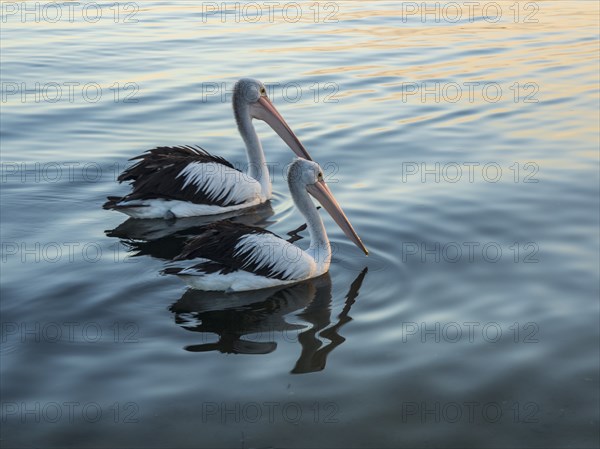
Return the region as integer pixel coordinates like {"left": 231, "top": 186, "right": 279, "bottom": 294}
{"left": 1, "top": 1, "right": 599, "bottom": 448}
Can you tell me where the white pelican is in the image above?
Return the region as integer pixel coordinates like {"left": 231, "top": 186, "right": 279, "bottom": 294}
{"left": 164, "top": 159, "right": 368, "bottom": 292}
{"left": 104, "top": 78, "right": 312, "bottom": 219}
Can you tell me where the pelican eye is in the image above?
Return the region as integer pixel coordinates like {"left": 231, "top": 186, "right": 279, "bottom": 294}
{"left": 260, "top": 87, "right": 267, "bottom": 96}
{"left": 317, "top": 172, "right": 324, "bottom": 181}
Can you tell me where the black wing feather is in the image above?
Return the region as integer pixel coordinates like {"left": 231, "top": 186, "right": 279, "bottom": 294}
{"left": 171, "top": 221, "right": 291, "bottom": 280}
{"left": 104, "top": 146, "right": 244, "bottom": 208}
{"left": 118, "top": 145, "right": 234, "bottom": 182}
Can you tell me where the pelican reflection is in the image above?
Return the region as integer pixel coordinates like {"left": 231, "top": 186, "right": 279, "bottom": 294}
{"left": 104, "top": 201, "right": 276, "bottom": 260}
{"left": 169, "top": 268, "right": 368, "bottom": 373}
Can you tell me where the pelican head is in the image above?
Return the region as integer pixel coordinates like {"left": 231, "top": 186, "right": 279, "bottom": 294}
{"left": 288, "top": 159, "right": 368, "bottom": 255}
{"left": 233, "top": 78, "right": 312, "bottom": 160}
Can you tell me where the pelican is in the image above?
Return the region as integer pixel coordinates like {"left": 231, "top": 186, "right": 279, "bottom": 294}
{"left": 164, "top": 159, "right": 368, "bottom": 292}
{"left": 104, "top": 78, "right": 312, "bottom": 219}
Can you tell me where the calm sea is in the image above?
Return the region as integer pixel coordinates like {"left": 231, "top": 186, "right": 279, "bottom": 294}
{"left": 1, "top": 1, "right": 599, "bottom": 447}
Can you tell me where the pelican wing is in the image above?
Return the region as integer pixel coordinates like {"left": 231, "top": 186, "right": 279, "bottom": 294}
{"left": 173, "top": 222, "right": 314, "bottom": 280}
{"left": 118, "top": 146, "right": 234, "bottom": 182}
{"left": 107, "top": 146, "right": 261, "bottom": 207}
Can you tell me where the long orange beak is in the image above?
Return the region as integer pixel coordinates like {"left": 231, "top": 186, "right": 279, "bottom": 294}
{"left": 251, "top": 96, "right": 313, "bottom": 160}
{"left": 306, "top": 180, "right": 368, "bottom": 255}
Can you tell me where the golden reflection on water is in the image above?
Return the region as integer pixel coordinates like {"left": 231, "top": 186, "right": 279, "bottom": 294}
{"left": 3, "top": 1, "right": 597, "bottom": 153}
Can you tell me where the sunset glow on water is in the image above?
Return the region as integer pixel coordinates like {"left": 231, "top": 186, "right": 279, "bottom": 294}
{"left": 1, "top": 2, "right": 599, "bottom": 447}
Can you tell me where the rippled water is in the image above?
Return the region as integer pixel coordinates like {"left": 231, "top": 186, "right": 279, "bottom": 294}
{"left": 1, "top": 1, "right": 599, "bottom": 447}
